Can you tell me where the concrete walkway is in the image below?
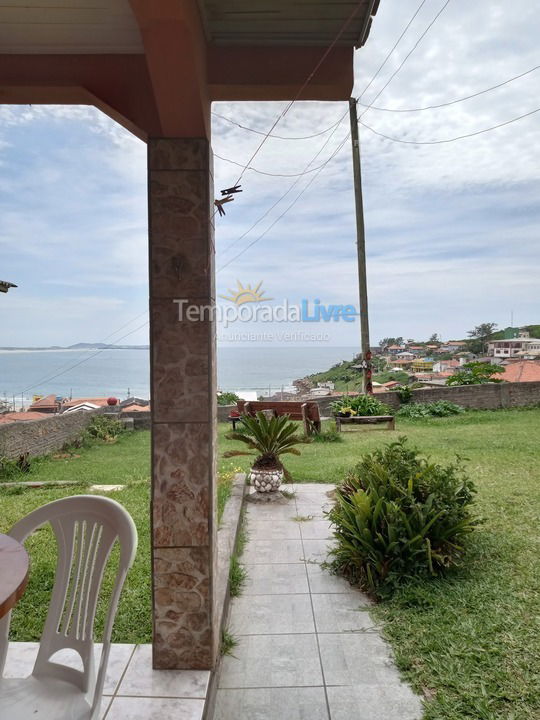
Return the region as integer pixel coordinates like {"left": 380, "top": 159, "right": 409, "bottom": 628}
{"left": 213, "top": 483, "right": 423, "bottom": 720}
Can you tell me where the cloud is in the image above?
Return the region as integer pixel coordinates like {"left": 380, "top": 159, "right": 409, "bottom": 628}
{"left": 0, "top": 0, "right": 539, "bottom": 348}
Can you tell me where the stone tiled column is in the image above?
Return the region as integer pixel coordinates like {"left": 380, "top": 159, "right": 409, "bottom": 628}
{"left": 148, "top": 138, "right": 217, "bottom": 670}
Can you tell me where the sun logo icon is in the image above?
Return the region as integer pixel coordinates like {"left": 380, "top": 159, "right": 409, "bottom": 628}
{"left": 219, "top": 280, "right": 272, "bottom": 306}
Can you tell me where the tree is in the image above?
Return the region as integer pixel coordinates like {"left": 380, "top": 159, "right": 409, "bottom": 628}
{"left": 427, "top": 333, "right": 440, "bottom": 344}
{"left": 466, "top": 323, "right": 498, "bottom": 355}
{"left": 446, "top": 362, "right": 505, "bottom": 386}
{"left": 379, "top": 337, "right": 404, "bottom": 349}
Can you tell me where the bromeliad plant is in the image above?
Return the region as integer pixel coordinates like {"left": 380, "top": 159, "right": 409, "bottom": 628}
{"left": 327, "top": 437, "right": 478, "bottom": 599}
{"left": 223, "top": 412, "right": 310, "bottom": 491}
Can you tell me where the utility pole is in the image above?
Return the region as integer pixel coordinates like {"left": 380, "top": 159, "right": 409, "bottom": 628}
{"left": 349, "top": 98, "right": 372, "bottom": 394}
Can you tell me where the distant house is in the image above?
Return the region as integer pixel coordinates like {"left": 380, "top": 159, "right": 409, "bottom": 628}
{"left": 433, "top": 359, "right": 461, "bottom": 373}
{"left": 121, "top": 403, "right": 151, "bottom": 412}
{"left": 62, "top": 402, "right": 101, "bottom": 414}
{"left": 500, "top": 361, "right": 540, "bottom": 383}
{"left": 28, "top": 394, "right": 60, "bottom": 413}
{"left": 487, "top": 337, "right": 540, "bottom": 359}
{"left": 61, "top": 397, "right": 113, "bottom": 412}
{"left": 382, "top": 380, "right": 400, "bottom": 390}
{"left": 396, "top": 351, "right": 415, "bottom": 360}
{"left": 439, "top": 341, "right": 465, "bottom": 353}
{"left": 412, "top": 358, "right": 434, "bottom": 372}
{"left": 386, "top": 345, "right": 405, "bottom": 355}
{"left": 406, "top": 345, "right": 424, "bottom": 355}
{"left": 0, "top": 411, "right": 50, "bottom": 424}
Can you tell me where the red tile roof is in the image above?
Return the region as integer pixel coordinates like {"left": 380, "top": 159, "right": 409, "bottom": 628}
{"left": 0, "top": 411, "right": 50, "bottom": 424}
{"left": 28, "top": 394, "right": 58, "bottom": 410}
{"left": 501, "top": 361, "right": 540, "bottom": 383}
{"left": 63, "top": 397, "right": 112, "bottom": 408}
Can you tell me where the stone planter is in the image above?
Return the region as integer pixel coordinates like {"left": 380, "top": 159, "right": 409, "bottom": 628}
{"left": 248, "top": 467, "right": 284, "bottom": 493}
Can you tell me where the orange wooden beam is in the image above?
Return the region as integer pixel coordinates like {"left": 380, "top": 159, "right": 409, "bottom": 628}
{"left": 0, "top": 54, "right": 161, "bottom": 140}
{"left": 129, "top": 0, "right": 210, "bottom": 138}
{"left": 208, "top": 46, "right": 353, "bottom": 102}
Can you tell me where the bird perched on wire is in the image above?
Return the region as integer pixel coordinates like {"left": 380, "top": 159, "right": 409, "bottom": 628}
{"left": 214, "top": 195, "right": 234, "bottom": 217}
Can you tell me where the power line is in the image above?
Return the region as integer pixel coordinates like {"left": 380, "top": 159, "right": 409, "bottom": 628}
{"left": 212, "top": 111, "right": 344, "bottom": 141}
{"left": 17, "top": 310, "right": 149, "bottom": 396}
{"left": 358, "top": 0, "right": 452, "bottom": 120}
{"left": 218, "top": 0, "right": 449, "bottom": 267}
{"left": 19, "top": 321, "right": 149, "bottom": 396}
{"left": 358, "top": 64, "right": 540, "bottom": 112}
{"left": 358, "top": 0, "right": 429, "bottom": 101}
{"left": 360, "top": 105, "right": 540, "bottom": 144}
{"left": 215, "top": 0, "right": 451, "bottom": 180}
{"left": 228, "top": 1, "right": 368, "bottom": 188}
{"left": 219, "top": 118, "right": 348, "bottom": 258}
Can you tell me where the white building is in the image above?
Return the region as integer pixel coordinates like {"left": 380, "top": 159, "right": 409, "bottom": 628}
{"left": 487, "top": 337, "right": 540, "bottom": 358}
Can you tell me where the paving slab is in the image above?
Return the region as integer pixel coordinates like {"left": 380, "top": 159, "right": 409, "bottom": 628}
{"left": 243, "top": 563, "right": 309, "bottom": 595}
{"left": 212, "top": 484, "right": 422, "bottom": 720}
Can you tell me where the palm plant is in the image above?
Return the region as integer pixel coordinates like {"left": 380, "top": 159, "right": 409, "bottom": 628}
{"left": 223, "top": 412, "right": 310, "bottom": 475}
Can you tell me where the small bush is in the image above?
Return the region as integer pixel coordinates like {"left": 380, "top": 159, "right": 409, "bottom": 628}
{"left": 397, "top": 401, "right": 464, "bottom": 419}
{"left": 331, "top": 394, "right": 393, "bottom": 417}
{"left": 327, "top": 438, "right": 478, "bottom": 599}
{"left": 84, "top": 415, "right": 124, "bottom": 442}
{"left": 0, "top": 454, "right": 32, "bottom": 481}
{"left": 218, "top": 391, "right": 241, "bottom": 406}
{"left": 396, "top": 385, "right": 413, "bottom": 404}
{"left": 311, "top": 428, "right": 343, "bottom": 443}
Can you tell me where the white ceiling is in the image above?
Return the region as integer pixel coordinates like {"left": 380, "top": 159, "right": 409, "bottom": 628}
{"left": 0, "top": 0, "right": 143, "bottom": 54}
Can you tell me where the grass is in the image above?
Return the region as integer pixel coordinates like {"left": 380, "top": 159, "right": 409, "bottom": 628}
{"left": 221, "top": 407, "right": 540, "bottom": 719}
{"left": 2, "top": 408, "right": 539, "bottom": 718}
{"left": 220, "top": 628, "right": 239, "bottom": 657}
{"left": 0, "top": 430, "right": 234, "bottom": 645}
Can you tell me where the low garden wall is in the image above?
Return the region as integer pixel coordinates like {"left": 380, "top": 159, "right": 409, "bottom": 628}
{"left": 0, "top": 409, "right": 99, "bottom": 459}
{"left": 315, "top": 381, "right": 540, "bottom": 415}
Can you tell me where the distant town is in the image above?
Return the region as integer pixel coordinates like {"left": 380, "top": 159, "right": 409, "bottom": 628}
{"left": 286, "top": 323, "right": 540, "bottom": 400}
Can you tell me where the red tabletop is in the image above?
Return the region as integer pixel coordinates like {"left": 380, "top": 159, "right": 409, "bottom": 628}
{"left": 0, "top": 533, "right": 29, "bottom": 619}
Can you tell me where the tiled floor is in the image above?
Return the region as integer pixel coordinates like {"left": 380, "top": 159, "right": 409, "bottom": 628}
{"left": 3, "top": 642, "right": 210, "bottom": 720}
{"left": 213, "top": 483, "right": 423, "bottom": 720}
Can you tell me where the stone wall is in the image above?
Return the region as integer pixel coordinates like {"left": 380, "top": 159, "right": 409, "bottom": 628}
{"left": 315, "top": 381, "right": 540, "bottom": 415}
{"left": 216, "top": 383, "right": 540, "bottom": 421}
{"left": 0, "top": 410, "right": 98, "bottom": 459}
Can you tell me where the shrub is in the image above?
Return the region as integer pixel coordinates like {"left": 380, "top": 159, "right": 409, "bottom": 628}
{"left": 311, "top": 428, "right": 343, "bottom": 443}
{"left": 397, "top": 401, "right": 465, "bottom": 418}
{"left": 0, "top": 455, "right": 31, "bottom": 481}
{"left": 326, "top": 438, "right": 478, "bottom": 599}
{"left": 84, "top": 415, "right": 124, "bottom": 442}
{"left": 218, "top": 391, "right": 241, "bottom": 406}
{"left": 396, "top": 385, "right": 413, "bottom": 404}
{"left": 331, "top": 394, "right": 393, "bottom": 417}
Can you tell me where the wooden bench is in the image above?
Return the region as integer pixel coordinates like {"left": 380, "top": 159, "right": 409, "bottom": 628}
{"left": 335, "top": 415, "right": 395, "bottom": 432}
{"left": 237, "top": 400, "right": 321, "bottom": 436}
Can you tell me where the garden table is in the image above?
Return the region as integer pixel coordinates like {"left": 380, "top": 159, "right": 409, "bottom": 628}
{"left": 0, "top": 533, "right": 29, "bottom": 618}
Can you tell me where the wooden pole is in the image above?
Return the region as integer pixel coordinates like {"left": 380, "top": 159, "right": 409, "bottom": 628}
{"left": 349, "top": 97, "right": 372, "bottom": 394}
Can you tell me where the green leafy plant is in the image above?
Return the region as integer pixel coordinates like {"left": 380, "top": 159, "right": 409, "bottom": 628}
{"left": 217, "top": 391, "right": 241, "bottom": 406}
{"left": 331, "top": 394, "right": 393, "bottom": 417}
{"left": 327, "top": 438, "right": 478, "bottom": 599}
{"left": 223, "top": 411, "right": 310, "bottom": 472}
{"left": 0, "top": 455, "right": 31, "bottom": 481}
{"left": 396, "top": 385, "right": 413, "bottom": 404}
{"left": 221, "top": 628, "right": 239, "bottom": 656}
{"left": 397, "top": 401, "right": 465, "bottom": 418}
{"left": 83, "top": 415, "right": 124, "bottom": 443}
{"left": 311, "top": 428, "right": 343, "bottom": 443}
{"left": 446, "top": 361, "right": 505, "bottom": 386}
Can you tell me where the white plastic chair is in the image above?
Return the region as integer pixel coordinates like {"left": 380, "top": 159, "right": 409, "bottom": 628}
{"left": 0, "top": 495, "right": 138, "bottom": 719}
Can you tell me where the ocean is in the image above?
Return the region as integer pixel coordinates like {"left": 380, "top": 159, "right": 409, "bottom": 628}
{"left": 0, "top": 346, "right": 358, "bottom": 407}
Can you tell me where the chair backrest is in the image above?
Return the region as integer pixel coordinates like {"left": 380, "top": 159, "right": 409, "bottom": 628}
{"left": 0, "top": 495, "right": 137, "bottom": 714}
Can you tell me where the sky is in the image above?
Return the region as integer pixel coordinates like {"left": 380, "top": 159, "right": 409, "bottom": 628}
{"left": 1, "top": 0, "right": 539, "bottom": 349}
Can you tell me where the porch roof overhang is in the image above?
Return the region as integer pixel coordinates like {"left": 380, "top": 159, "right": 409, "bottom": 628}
{"left": 0, "top": 0, "right": 378, "bottom": 139}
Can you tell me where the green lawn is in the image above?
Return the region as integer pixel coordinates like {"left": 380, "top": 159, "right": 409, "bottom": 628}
{"left": 1, "top": 409, "right": 539, "bottom": 719}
